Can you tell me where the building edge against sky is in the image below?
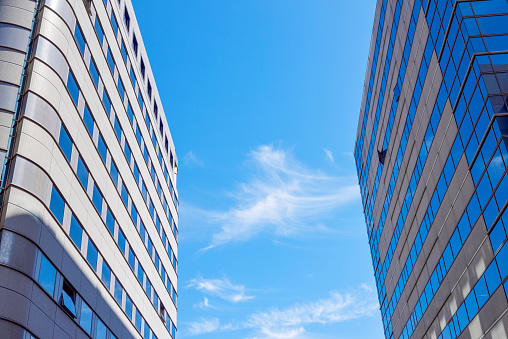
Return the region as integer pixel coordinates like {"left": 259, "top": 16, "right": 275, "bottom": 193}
{"left": 354, "top": 0, "right": 508, "bottom": 339}
{"left": 0, "top": 0, "right": 178, "bottom": 338}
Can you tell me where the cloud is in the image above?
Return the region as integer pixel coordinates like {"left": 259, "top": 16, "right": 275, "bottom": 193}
{"left": 188, "top": 275, "right": 254, "bottom": 303}
{"left": 185, "top": 318, "right": 220, "bottom": 336}
{"left": 183, "top": 285, "right": 378, "bottom": 338}
{"left": 183, "top": 150, "right": 204, "bottom": 167}
{"left": 199, "top": 144, "right": 360, "bottom": 250}
{"left": 194, "top": 297, "right": 218, "bottom": 310}
{"left": 323, "top": 148, "right": 334, "bottom": 162}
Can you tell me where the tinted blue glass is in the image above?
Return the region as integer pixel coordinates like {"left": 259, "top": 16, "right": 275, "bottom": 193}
{"left": 121, "top": 183, "right": 129, "bottom": 207}
{"left": 147, "top": 237, "right": 153, "bottom": 257}
{"left": 121, "top": 41, "right": 127, "bottom": 61}
{"left": 94, "top": 18, "right": 104, "bottom": 44}
{"left": 111, "top": 13, "right": 119, "bottom": 36}
{"left": 110, "top": 161, "right": 119, "bottom": 187}
{"left": 97, "top": 134, "right": 107, "bottom": 163}
{"left": 145, "top": 278, "right": 151, "bottom": 297}
{"left": 74, "top": 24, "right": 85, "bottom": 55}
{"left": 124, "top": 142, "right": 131, "bottom": 163}
{"left": 114, "top": 116, "right": 122, "bottom": 141}
{"left": 77, "top": 157, "right": 89, "bottom": 189}
{"left": 128, "top": 247, "right": 135, "bottom": 271}
{"left": 107, "top": 49, "right": 115, "bottom": 74}
{"left": 90, "top": 59, "right": 99, "bottom": 88}
{"left": 106, "top": 207, "right": 115, "bottom": 235}
{"left": 475, "top": 276, "right": 489, "bottom": 307}
{"left": 83, "top": 105, "right": 94, "bottom": 136}
{"left": 59, "top": 125, "right": 72, "bottom": 161}
{"left": 92, "top": 184, "right": 103, "bottom": 213}
{"left": 144, "top": 325, "right": 150, "bottom": 339}
{"left": 118, "top": 229, "right": 126, "bottom": 254}
{"left": 133, "top": 162, "right": 140, "bottom": 183}
{"left": 103, "top": 91, "right": 111, "bottom": 116}
{"left": 67, "top": 72, "right": 79, "bottom": 105}
{"left": 127, "top": 102, "right": 134, "bottom": 124}
{"left": 80, "top": 300, "right": 93, "bottom": 334}
{"left": 135, "top": 309, "right": 142, "bottom": 331}
{"left": 118, "top": 79, "right": 125, "bottom": 100}
{"left": 50, "top": 186, "right": 65, "bottom": 224}
{"left": 130, "top": 67, "right": 136, "bottom": 87}
{"left": 101, "top": 260, "right": 111, "bottom": 288}
{"left": 125, "top": 294, "right": 133, "bottom": 320}
{"left": 69, "top": 215, "right": 83, "bottom": 249}
{"left": 38, "top": 255, "right": 56, "bottom": 295}
{"left": 114, "top": 279, "right": 123, "bottom": 305}
{"left": 130, "top": 205, "right": 137, "bottom": 223}
{"left": 87, "top": 239, "right": 98, "bottom": 271}
{"left": 137, "top": 265, "right": 144, "bottom": 284}
{"left": 140, "top": 222, "right": 146, "bottom": 242}
{"left": 485, "top": 261, "right": 501, "bottom": 294}
{"left": 138, "top": 92, "right": 144, "bottom": 111}
{"left": 97, "top": 319, "right": 107, "bottom": 339}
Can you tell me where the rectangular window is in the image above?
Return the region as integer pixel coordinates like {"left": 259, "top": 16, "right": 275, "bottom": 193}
{"left": 145, "top": 278, "right": 151, "bottom": 299}
{"left": 130, "top": 67, "right": 136, "bottom": 88}
{"left": 124, "top": 8, "right": 130, "bottom": 31}
{"left": 147, "top": 80, "right": 152, "bottom": 99}
{"left": 135, "top": 309, "right": 142, "bottom": 332}
{"left": 59, "top": 125, "right": 72, "bottom": 161}
{"left": 159, "top": 120, "right": 164, "bottom": 135}
{"left": 135, "top": 123, "right": 142, "bottom": 145}
{"left": 118, "top": 79, "right": 125, "bottom": 101}
{"left": 101, "top": 91, "right": 111, "bottom": 118}
{"left": 128, "top": 246, "right": 135, "bottom": 271}
{"left": 147, "top": 236, "right": 153, "bottom": 258}
{"left": 97, "top": 318, "right": 107, "bottom": 339}
{"left": 87, "top": 239, "right": 98, "bottom": 271}
{"left": 90, "top": 58, "right": 99, "bottom": 88}
{"left": 125, "top": 294, "right": 133, "bottom": 320}
{"left": 50, "top": 186, "right": 65, "bottom": 224}
{"left": 74, "top": 24, "right": 86, "bottom": 55}
{"left": 138, "top": 92, "right": 144, "bottom": 111}
{"left": 83, "top": 104, "right": 94, "bottom": 136}
{"left": 101, "top": 260, "right": 111, "bottom": 289}
{"left": 154, "top": 102, "right": 158, "bottom": 119}
{"left": 94, "top": 17, "right": 104, "bottom": 45}
{"left": 165, "top": 137, "right": 169, "bottom": 153}
{"left": 114, "top": 278, "right": 123, "bottom": 305}
{"left": 69, "top": 215, "right": 83, "bottom": 249}
{"left": 118, "top": 229, "right": 126, "bottom": 254}
{"left": 121, "top": 182, "right": 129, "bottom": 207}
{"left": 154, "top": 251, "right": 160, "bottom": 271}
{"left": 67, "top": 72, "right": 79, "bottom": 105}
{"left": 140, "top": 59, "right": 145, "bottom": 79}
{"left": 141, "top": 181, "right": 147, "bottom": 201}
{"left": 77, "top": 156, "right": 89, "bottom": 189}
{"left": 140, "top": 222, "right": 146, "bottom": 243}
{"left": 106, "top": 206, "right": 115, "bottom": 235}
{"left": 124, "top": 142, "right": 131, "bottom": 164}
{"left": 111, "top": 13, "right": 119, "bottom": 36}
{"left": 155, "top": 214, "right": 160, "bottom": 234}
{"left": 130, "top": 204, "right": 137, "bottom": 224}
{"left": 133, "top": 35, "right": 138, "bottom": 56}
{"left": 127, "top": 102, "right": 134, "bottom": 124}
{"left": 38, "top": 255, "right": 56, "bottom": 296}
{"left": 143, "top": 145, "right": 149, "bottom": 164}
{"left": 106, "top": 48, "right": 115, "bottom": 74}
{"left": 133, "top": 162, "right": 140, "bottom": 183}
{"left": 113, "top": 115, "right": 122, "bottom": 141}
{"left": 92, "top": 184, "right": 103, "bottom": 213}
{"left": 146, "top": 114, "right": 151, "bottom": 131}
{"left": 137, "top": 264, "right": 144, "bottom": 285}
{"left": 97, "top": 133, "right": 107, "bottom": 164}
{"left": 121, "top": 40, "right": 127, "bottom": 62}
{"left": 110, "top": 161, "right": 119, "bottom": 187}
{"left": 144, "top": 324, "right": 150, "bottom": 339}
{"left": 60, "top": 279, "right": 77, "bottom": 318}
{"left": 80, "top": 300, "right": 93, "bottom": 335}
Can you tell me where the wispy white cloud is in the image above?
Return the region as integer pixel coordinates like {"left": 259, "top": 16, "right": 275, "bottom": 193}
{"left": 323, "top": 148, "right": 334, "bottom": 162}
{"left": 183, "top": 150, "right": 204, "bottom": 167}
{"left": 182, "top": 285, "right": 378, "bottom": 338}
{"left": 187, "top": 275, "right": 254, "bottom": 303}
{"left": 185, "top": 318, "right": 220, "bottom": 336}
{"left": 194, "top": 297, "right": 218, "bottom": 310}
{"left": 196, "top": 144, "right": 359, "bottom": 250}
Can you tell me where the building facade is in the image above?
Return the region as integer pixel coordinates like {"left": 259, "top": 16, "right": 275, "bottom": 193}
{"left": 355, "top": 0, "right": 508, "bottom": 338}
{"left": 0, "top": 0, "right": 178, "bottom": 338}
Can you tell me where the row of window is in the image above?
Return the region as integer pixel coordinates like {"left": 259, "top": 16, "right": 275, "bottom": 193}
{"left": 57, "top": 86, "right": 178, "bottom": 304}
{"left": 49, "top": 184, "right": 176, "bottom": 338}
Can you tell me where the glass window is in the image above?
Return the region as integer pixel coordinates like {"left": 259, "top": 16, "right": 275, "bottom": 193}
{"left": 38, "top": 255, "right": 56, "bottom": 296}
{"left": 154, "top": 102, "right": 158, "bottom": 119}
{"left": 140, "top": 59, "right": 145, "bottom": 78}
{"left": 130, "top": 205, "right": 137, "bottom": 224}
{"left": 130, "top": 67, "right": 136, "bottom": 88}
{"left": 117, "top": 229, "right": 126, "bottom": 254}
{"left": 121, "top": 183, "right": 129, "bottom": 207}
{"left": 113, "top": 116, "right": 122, "bottom": 141}
{"left": 67, "top": 72, "right": 79, "bottom": 105}
{"left": 96, "top": 318, "right": 107, "bottom": 339}
{"left": 92, "top": 184, "right": 103, "bottom": 213}
{"left": 69, "top": 215, "right": 83, "bottom": 249}
{"left": 140, "top": 222, "right": 146, "bottom": 242}
{"left": 127, "top": 102, "right": 134, "bottom": 124}
{"left": 138, "top": 92, "right": 144, "bottom": 111}
{"left": 103, "top": 90, "right": 112, "bottom": 116}
{"left": 154, "top": 251, "right": 159, "bottom": 271}
{"left": 155, "top": 214, "right": 160, "bottom": 234}
{"left": 147, "top": 236, "right": 153, "bottom": 258}
{"left": 133, "top": 35, "right": 138, "bottom": 55}
{"left": 147, "top": 81, "right": 152, "bottom": 99}
{"left": 83, "top": 104, "right": 94, "bottom": 136}
{"left": 80, "top": 300, "right": 93, "bottom": 335}
{"left": 77, "top": 156, "right": 89, "bottom": 189}
{"left": 106, "top": 207, "right": 115, "bottom": 235}
{"left": 125, "top": 294, "right": 133, "bottom": 320}
{"left": 74, "top": 24, "right": 86, "bottom": 55}
{"left": 60, "top": 279, "right": 77, "bottom": 318}
{"left": 137, "top": 264, "right": 144, "bottom": 285}
{"left": 110, "top": 161, "right": 119, "bottom": 187}
{"left": 124, "top": 8, "right": 130, "bottom": 31}
{"left": 114, "top": 278, "right": 123, "bottom": 305}
{"left": 121, "top": 40, "right": 127, "bottom": 62}
{"left": 145, "top": 278, "right": 151, "bottom": 298}
{"left": 124, "top": 142, "right": 131, "bottom": 164}
{"left": 59, "top": 125, "right": 72, "bottom": 161}
{"left": 128, "top": 246, "right": 135, "bottom": 271}
{"left": 90, "top": 58, "right": 99, "bottom": 88}
{"left": 135, "top": 123, "right": 142, "bottom": 145}
{"left": 133, "top": 162, "right": 140, "bottom": 183}
{"left": 118, "top": 79, "right": 125, "bottom": 101}
{"left": 101, "top": 260, "right": 111, "bottom": 289}
{"left": 106, "top": 48, "right": 115, "bottom": 74}
{"left": 135, "top": 309, "right": 142, "bottom": 332}
{"left": 144, "top": 324, "right": 150, "bottom": 339}
{"left": 87, "top": 239, "right": 98, "bottom": 271}
{"left": 94, "top": 17, "right": 104, "bottom": 45}
{"left": 50, "top": 186, "right": 65, "bottom": 224}
{"left": 97, "top": 133, "right": 107, "bottom": 164}
{"left": 111, "top": 13, "right": 119, "bottom": 36}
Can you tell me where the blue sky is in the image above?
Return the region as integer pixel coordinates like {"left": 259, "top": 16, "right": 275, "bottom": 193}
{"left": 131, "top": 1, "right": 382, "bottom": 338}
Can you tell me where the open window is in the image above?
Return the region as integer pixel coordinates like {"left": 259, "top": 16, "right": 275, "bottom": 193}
{"left": 60, "top": 279, "right": 77, "bottom": 318}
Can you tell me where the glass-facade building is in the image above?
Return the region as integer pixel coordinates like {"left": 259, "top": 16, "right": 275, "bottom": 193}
{"left": 0, "top": 0, "right": 178, "bottom": 338}
{"left": 354, "top": 0, "right": 508, "bottom": 338}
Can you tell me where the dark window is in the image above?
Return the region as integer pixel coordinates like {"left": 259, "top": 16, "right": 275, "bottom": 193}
{"left": 130, "top": 204, "right": 137, "bottom": 224}
{"left": 113, "top": 115, "right": 122, "bottom": 141}
{"left": 117, "top": 229, "right": 126, "bottom": 254}
{"left": 124, "top": 8, "right": 130, "bottom": 31}
{"left": 60, "top": 279, "right": 77, "bottom": 318}
{"left": 133, "top": 162, "right": 140, "bottom": 183}
{"left": 121, "top": 183, "right": 129, "bottom": 207}
{"left": 165, "top": 136, "right": 168, "bottom": 152}
{"left": 147, "top": 80, "right": 152, "bottom": 99}
{"left": 92, "top": 183, "right": 103, "bottom": 213}
{"left": 124, "top": 142, "right": 131, "bottom": 164}
{"left": 130, "top": 67, "right": 136, "bottom": 88}
{"left": 140, "top": 58, "right": 145, "bottom": 78}
{"left": 159, "top": 120, "right": 164, "bottom": 135}
{"left": 137, "top": 264, "right": 144, "bottom": 284}
{"left": 121, "top": 40, "right": 127, "bottom": 62}
{"left": 67, "top": 72, "right": 79, "bottom": 105}
{"left": 77, "top": 156, "right": 89, "bottom": 189}
{"left": 145, "top": 278, "right": 152, "bottom": 298}
{"left": 135, "top": 123, "right": 142, "bottom": 145}
{"left": 138, "top": 92, "right": 144, "bottom": 111}
{"left": 133, "top": 35, "right": 138, "bottom": 55}
{"left": 50, "top": 186, "right": 65, "bottom": 224}
{"left": 128, "top": 246, "right": 135, "bottom": 271}
{"left": 154, "top": 102, "right": 158, "bottom": 119}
